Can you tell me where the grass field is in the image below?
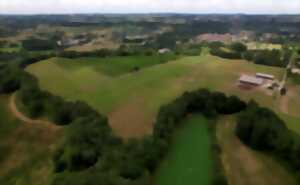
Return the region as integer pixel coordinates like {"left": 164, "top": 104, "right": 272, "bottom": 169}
{"left": 0, "top": 95, "right": 62, "bottom": 185}
{"left": 246, "top": 42, "right": 282, "bottom": 50}
{"left": 155, "top": 115, "right": 213, "bottom": 185}
{"left": 52, "top": 54, "right": 177, "bottom": 77}
{"left": 26, "top": 54, "right": 294, "bottom": 138}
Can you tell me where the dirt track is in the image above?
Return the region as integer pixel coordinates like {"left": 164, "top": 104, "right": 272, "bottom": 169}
{"left": 9, "top": 93, "right": 60, "bottom": 131}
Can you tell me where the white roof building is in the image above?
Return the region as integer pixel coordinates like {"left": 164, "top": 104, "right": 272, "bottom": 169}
{"left": 158, "top": 48, "right": 171, "bottom": 54}
{"left": 239, "top": 75, "right": 264, "bottom": 86}
{"left": 292, "top": 68, "right": 300, "bottom": 74}
{"left": 256, "top": 73, "right": 275, "bottom": 80}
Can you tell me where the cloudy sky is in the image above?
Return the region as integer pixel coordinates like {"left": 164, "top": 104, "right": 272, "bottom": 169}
{"left": 0, "top": 0, "right": 299, "bottom": 14}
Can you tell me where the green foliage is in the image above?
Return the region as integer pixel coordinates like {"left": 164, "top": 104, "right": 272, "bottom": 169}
{"left": 236, "top": 100, "right": 300, "bottom": 182}
{"left": 210, "top": 47, "right": 242, "bottom": 60}
{"left": 230, "top": 42, "right": 247, "bottom": 53}
{"left": 209, "top": 42, "right": 290, "bottom": 68}
{"left": 236, "top": 101, "right": 287, "bottom": 150}
{"left": 0, "top": 63, "right": 23, "bottom": 93}
{"left": 253, "top": 49, "right": 286, "bottom": 67}
{"left": 22, "top": 37, "right": 57, "bottom": 51}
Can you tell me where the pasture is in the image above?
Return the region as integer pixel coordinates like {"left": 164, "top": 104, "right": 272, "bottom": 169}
{"left": 155, "top": 115, "right": 213, "bottom": 185}
{"left": 246, "top": 42, "right": 282, "bottom": 50}
{"left": 26, "top": 54, "right": 300, "bottom": 138}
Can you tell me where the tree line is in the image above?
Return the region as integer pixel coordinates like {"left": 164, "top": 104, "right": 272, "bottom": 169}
{"left": 236, "top": 101, "right": 300, "bottom": 182}
{"left": 209, "top": 42, "right": 291, "bottom": 67}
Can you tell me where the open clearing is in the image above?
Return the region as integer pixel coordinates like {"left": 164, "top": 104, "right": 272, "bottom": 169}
{"left": 0, "top": 95, "right": 63, "bottom": 185}
{"left": 246, "top": 42, "right": 282, "bottom": 50}
{"left": 217, "top": 116, "right": 297, "bottom": 185}
{"left": 155, "top": 115, "right": 213, "bottom": 185}
{"left": 26, "top": 54, "right": 300, "bottom": 138}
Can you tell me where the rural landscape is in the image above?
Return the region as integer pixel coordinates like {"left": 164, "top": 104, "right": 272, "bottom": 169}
{"left": 1, "top": 5, "right": 300, "bottom": 185}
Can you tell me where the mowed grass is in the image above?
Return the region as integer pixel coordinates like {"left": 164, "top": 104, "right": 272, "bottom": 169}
{"left": 0, "top": 95, "right": 63, "bottom": 185}
{"left": 155, "top": 115, "right": 213, "bottom": 185}
{"left": 27, "top": 54, "right": 297, "bottom": 138}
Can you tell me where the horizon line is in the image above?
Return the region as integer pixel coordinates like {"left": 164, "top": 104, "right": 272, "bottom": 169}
{"left": 1, "top": 12, "right": 300, "bottom": 16}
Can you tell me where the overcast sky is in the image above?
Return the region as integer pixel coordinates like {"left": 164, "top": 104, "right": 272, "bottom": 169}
{"left": 0, "top": 0, "right": 300, "bottom": 14}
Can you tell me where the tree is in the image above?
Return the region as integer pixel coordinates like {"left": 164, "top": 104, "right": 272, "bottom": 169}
{"left": 230, "top": 42, "right": 247, "bottom": 53}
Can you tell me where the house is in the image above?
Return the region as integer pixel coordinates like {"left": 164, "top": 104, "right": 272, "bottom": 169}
{"left": 239, "top": 75, "right": 263, "bottom": 86}
{"left": 158, "top": 48, "right": 171, "bottom": 54}
{"left": 256, "top": 73, "right": 274, "bottom": 80}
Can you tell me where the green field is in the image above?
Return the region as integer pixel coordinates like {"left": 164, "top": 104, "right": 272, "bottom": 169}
{"left": 155, "top": 115, "right": 213, "bottom": 185}
{"left": 27, "top": 54, "right": 291, "bottom": 138}
{"left": 246, "top": 42, "right": 282, "bottom": 50}
{"left": 53, "top": 54, "right": 177, "bottom": 77}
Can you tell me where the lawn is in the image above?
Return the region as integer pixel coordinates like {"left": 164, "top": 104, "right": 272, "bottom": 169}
{"left": 27, "top": 54, "right": 300, "bottom": 138}
{"left": 155, "top": 115, "right": 213, "bottom": 185}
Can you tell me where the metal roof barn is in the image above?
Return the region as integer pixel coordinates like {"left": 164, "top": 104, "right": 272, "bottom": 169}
{"left": 239, "top": 75, "right": 264, "bottom": 86}
{"left": 256, "top": 73, "right": 275, "bottom": 80}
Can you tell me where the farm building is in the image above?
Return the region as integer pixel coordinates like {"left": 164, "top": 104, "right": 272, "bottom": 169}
{"left": 239, "top": 75, "right": 263, "bottom": 86}
{"left": 256, "top": 73, "right": 274, "bottom": 80}
{"left": 291, "top": 68, "right": 300, "bottom": 75}
{"left": 158, "top": 48, "right": 171, "bottom": 54}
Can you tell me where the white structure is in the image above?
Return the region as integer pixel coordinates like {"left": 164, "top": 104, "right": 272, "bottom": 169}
{"left": 158, "top": 48, "right": 171, "bottom": 54}
{"left": 292, "top": 68, "right": 300, "bottom": 75}
{"left": 256, "top": 73, "right": 275, "bottom": 80}
{"left": 239, "top": 75, "right": 264, "bottom": 86}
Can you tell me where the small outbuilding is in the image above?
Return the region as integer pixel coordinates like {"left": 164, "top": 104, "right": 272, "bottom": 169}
{"left": 291, "top": 68, "right": 300, "bottom": 75}
{"left": 256, "top": 73, "right": 274, "bottom": 80}
{"left": 158, "top": 48, "right": 171, "bottom": 54}
{"left": 239, "top": 75, "right": 264, "bottom": 86}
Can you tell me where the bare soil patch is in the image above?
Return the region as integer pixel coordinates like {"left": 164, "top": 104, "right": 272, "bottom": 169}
{"left": 108, "top": 97, "right": 154, "bottom": 139}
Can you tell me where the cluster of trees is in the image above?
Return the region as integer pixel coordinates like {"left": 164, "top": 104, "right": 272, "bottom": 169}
{"left": 22, "top": 37, "right": 58, "bottom": 51}
{"left": 236, "top": 101, "right": 300, "bottom": 181}
{"left": 58, "top": 47, "right": 152, "bottom": 59}
{"left": 246, "top": 49, "right": 289, "bottom": 67}
{"left": 175, "top": 44, "right": 203, "bottom": 56}
{"left": 210, "top": 42, "right": 247, "bottom": 60}
{"left": 0, "top": 63, "right": 23, "bottom": 93}
{"left": 209, "top": 42, "right": 291, "bottom": 67}
{"left": 0, "top": 52, "right": 54, "bottom": 93}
